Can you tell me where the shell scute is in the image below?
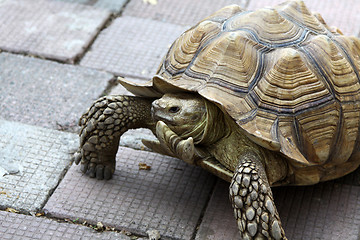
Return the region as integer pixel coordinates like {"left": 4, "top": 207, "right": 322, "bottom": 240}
{"left": 301, "top": 35, "right": 360, "bottom": 102}
{"left": 276, "top": 0, "right": 328, "bottom": 34}
{"left": 252, "top": 48, "right": 331, "bottom": 112}
{"left": 224, "top": 7, "right": 304, "bottom": 47}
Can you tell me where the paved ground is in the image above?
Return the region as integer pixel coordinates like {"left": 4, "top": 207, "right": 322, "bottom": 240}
{"left": 0, "top": 0, "right": 360, "bottom": 239}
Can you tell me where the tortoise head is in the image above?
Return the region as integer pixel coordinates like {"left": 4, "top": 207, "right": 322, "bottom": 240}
{"left": 152, "top": 93, "right": 227, "bottom": 145}
{"left": 151, "top": 93, "right": 206, "bottom": 138}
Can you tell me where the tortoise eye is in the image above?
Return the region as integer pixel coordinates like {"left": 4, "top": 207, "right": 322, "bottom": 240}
{"left": 169, "top": 106, "right": 180, "bottom": 113}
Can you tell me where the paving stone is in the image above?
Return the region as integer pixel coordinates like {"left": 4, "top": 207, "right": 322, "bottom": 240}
{"left": 80, "top": 16, "right": 187, "bottom": 80}
{"left": 54, "top": 0, "right": 127, "bottom": 13}
{"left": 123, "top": 0, "right": 249, "bottom": 26}
{"left": 0, "top": 0, "right": 111, "bottom": 63}
{"left": 0, "top": 119, "right": 77, "bottom": 213}
{"left": 195, "top": 179, "right": 240, "bottom": 240}
{"left": 247, "top": 0, "right": 360, "bottom": 35}
{"left": 0, "top": 211, "right": 131, "bottom": 240}
{"left": 44, "top": 146, "right": 216, "bottom": 239}
{"left": 0, "top": 53, "right": 112, "bottom": 132}
{"left": 196, "top": 179, "right": 360, "bottom": 239}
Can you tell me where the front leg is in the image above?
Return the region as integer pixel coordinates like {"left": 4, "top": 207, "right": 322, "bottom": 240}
{"left": 73, "top": 95, "right": 155, "bottom": 180}
{"left": 230, "top": 152, "right": 287, "bottom": 239}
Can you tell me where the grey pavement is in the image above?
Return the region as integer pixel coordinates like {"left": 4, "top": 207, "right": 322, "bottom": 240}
{"left": 80, "top": 16, "right": 187, "bottom": 80}
{"left": 0, "top": 120, "right": 77, "bottom": 213}
{"left": 0, "top": 0, "right": 111, "bottom": 63}
{"left": 0, "top": 53, "right": 112, "bottom": 132}
{"left": 0, "top": 0, "right": 360, "bottom": 239}
{"left": 44, "top": 147, "right": 216, "bottom": 239}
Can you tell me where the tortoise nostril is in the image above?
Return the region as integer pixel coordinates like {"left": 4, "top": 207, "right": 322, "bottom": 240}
{"left": 152, "top": 100, "right": 160, "bottom": 108}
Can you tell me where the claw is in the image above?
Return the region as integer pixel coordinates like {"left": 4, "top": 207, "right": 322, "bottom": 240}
{"left": 96, "top": 165, "right": 104, "bottom": 180}
{"left": 73, "top": 151, "right": 81, "bottom": 165}
{"left": 156, "top": 121, "right": 196, "bottom": 164}
{"left": 88, "top": 163, "right": 96, "bottom": 178}
{"left": 80, "top": 162, "right": 89, "bottom": 173}
{"left": 178, "top": 137, "right": 195, "bottom": 162}
{"left": 104, "top": 166, "right": 113, "bottom": 180}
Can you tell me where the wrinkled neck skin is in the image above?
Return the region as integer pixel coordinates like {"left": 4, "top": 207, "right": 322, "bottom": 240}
{"left": 189, "top": 101, "right": 288, "bottom": 186}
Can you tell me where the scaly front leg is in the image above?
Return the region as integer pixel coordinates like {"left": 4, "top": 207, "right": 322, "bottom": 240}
{"left": 73, "top": 95, "right": 155, "bottom": 180}
{"left": 230, "top": 152, "right": 287, "bottom": 239}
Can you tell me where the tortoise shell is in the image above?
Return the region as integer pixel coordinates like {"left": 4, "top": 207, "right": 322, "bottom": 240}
{"left": 121, "top": 0, "right": 360, "bottom": 184}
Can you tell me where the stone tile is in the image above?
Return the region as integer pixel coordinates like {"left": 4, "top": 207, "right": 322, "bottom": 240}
{"left": 44, "top": 146, "right": 216, "bottom": 239}
{"left": 53, "top": 0, "right": 127, "bottom": 13}
{"left": 0, "top": 120, "right": 77, "bottom": 213}
{"left": 247, "top": 0, "right": 360, "bottom": 35}
{"left": 196, "top": 178, "right": 360, "bottom": 239}
{"left": 0, "top": 211, "right": 131, "bottom": 240}
{"left": 195, "top": 179, "right": 240, "bottom": 240}
{"left": 123, "top": 0, "right": 249, "bottom": 26}
{"left": 0, "top": 0, "right": 111, "bottom": 63}
{"left": 0, "top": 53, "right": 112, "bottom": 132}
{"left": 275, "top": 182, "right": 360, "bottom": 239}
{"left": 80, "top": 16, "right": 187, "bottom": 80}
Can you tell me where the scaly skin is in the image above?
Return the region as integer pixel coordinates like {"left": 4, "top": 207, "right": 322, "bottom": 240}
{"left": 73, "top": 95, "right": 154, "bottom": 180}
{"left": 230, "top": 153, "right": 286, "bottom": 240}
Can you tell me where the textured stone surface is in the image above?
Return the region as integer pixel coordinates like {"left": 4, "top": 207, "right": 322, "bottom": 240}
{"left": 123, "top": 0, "right": 249, "bottom": 26}
{"left": 44, "top": 146, "right": 216, "bottom": 239}
{"left": 0, "top": 211, "right": 131, "bottom": 240}
{"left": 54, "top": 0, "right": 128, "bottom": 13}
{"left": 0, "top": 53, "right": 112, "bottom": 132}
{"left": 80, "top": 16, "right": 187, "bottom": 79}
{"left": 196, "top": 178, "right": 360, "bottom": 239}
{"left": 195, "top": 179, "right": 240, "bottom": 240}
{"left": 0, "top": 0, "right": 110, "bottom": 62}
{"left": 0, "top": 120, "right": 77, "bottom": 213}
{"left": 247, "top": 0, "right": 360, "bottom": 35}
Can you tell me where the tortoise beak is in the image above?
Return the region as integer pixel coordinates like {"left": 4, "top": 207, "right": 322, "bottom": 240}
{"left": 151, "top": 99, "right": 173, "bottom": 124}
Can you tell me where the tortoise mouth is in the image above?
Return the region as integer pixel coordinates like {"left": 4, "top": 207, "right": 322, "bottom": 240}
{"left": 151, "top": 103, "right": 178, "bottom": 127}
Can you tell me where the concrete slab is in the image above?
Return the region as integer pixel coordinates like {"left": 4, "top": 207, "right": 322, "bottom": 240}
{"left": 0, "top": 53, "right": 112, "bottom": 132}
{"left": 80, "top": 16, "right": 187, "bottom": 80}
{"left": 195, "top": 179, "right": 240, "bottom": 240}
{"left": 0, "top": 211, "right": 131, "bottom": 240}
{"left": 0, "top": 0, "right": 111, "bottom": 63}
{"left": 196, "top": 179, "right": 360, "bottom": 240}
{"left": 44, "top": 146, "right": 216, "bottom": 240}
{"left": 54, "top": 0, "right": 128, "bottom": 13}
{"left": 123, "top": 0, "right": 249, "bottom": 26}
{"left": 247, "top": 0, "right": 360, "bottom": 36}
{"left": 0, "top": 120, "right": 77, "bottom": 213}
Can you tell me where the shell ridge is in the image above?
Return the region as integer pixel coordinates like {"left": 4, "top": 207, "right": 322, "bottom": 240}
{"left": 246, "top": 47, "right": 271, "bottom": 92}
{"left": 327, "top": 104, "right": 344, "bottom": 163}
{"left": 276, "top": 0, "right": 329, "bottom": 35}
{"left": 221, "top": 10, "right": 253, "bottom": 31}
{"left": 331, "top": 38, "right": 360, "bottom": 84}
{"left": 223, "top": 27, "right": 308, "bottom": 49}
{"left": 297, "top": 46, "right": 338, "bottom": 102}
{"left": 253, "top": 48, "right": 334, "bottom": 115}
{"left": 277, "top": 9, "right": 329, "bottom": 35}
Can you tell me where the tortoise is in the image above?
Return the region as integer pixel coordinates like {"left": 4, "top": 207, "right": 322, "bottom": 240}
{"left": 74, "top": 0, "right": 360, "bottom": 239}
